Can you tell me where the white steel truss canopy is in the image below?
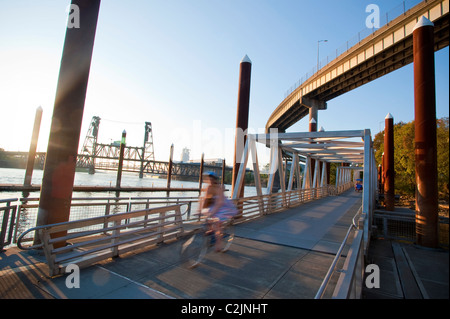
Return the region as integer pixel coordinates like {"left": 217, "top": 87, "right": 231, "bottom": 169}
{"left": 255, "top": 130, "right": 368, "bottom": 165}
{"left": 232, "top": 129, "right": 377, "bottom": 255}
{"left": 233, "top": 129, "right": 375, "bottom": 197}
{"left": 233, "top": 129, "right": 376, "bottom": 252}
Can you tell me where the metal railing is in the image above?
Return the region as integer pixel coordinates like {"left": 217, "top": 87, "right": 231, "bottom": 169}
{"left": 9, "top": 183, "right": 342, "bottom": 249}
{"left": 7, "top": 196, "right": 197, "bottom": 248}
{"left": 229, "top": 185, "right": 344, "bottom": 225}
{"left": 315, "top": 206, "right": 363, "bottom": 299}
{"left": 316, "top": 207, "right": 449, "bottom": 299}
{"left": 1, "top": 198, "right": 19, "bottom": 250}
{"left": 12, "top": 183, "right": 346, "bottom": 247}
{"left": 183, "top": 186, "right": 338, "bottom": 226}
{"left": 12, "top": 186, "right": 338, "bottom": 251}
{"left": 374, "top": 209, "right": 449, "bottom": 247}
{"left": 331, "top": 229, "right": 365, "bottom": 299}
{"left": 17, "top": 203, "right": 188, "bottom": 276}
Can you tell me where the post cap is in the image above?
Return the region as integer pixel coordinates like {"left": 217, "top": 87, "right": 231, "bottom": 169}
{"left": 309, "top": 118, "right": 317, "bottom": 124}
{"left": 385, "top": 113, "right": 393, "bottom": 119}
{"left": 413, "top": 16, "right": 434, "bottom": 32}
{"left": 241, "top": 54, "right": 252, "bottom": 64}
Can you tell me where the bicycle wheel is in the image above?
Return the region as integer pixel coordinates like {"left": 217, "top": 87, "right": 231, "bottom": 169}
{"left": 180, "top": 232, "right": 208, "bottom": 268}
{"left": 221, "top": 222, "right": 235, "bottom": 252}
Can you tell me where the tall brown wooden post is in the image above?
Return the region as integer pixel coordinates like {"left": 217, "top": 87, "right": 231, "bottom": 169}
{"left": 116, "top": 130, "right": 127, "bottom": 190}
{"left": 24, "top": 106, "right": 43, "bottom": 188}
{"left": 231, "top": 55, "right": 252, "bottom": 198}
{"left": 413, "top": 16, "right": 438, "bottom": 248}
{"left": 384, "top": 113, "right": 395, "bottom": 211}
{"left": 36, "top": 0, "right": 101, "bottom": 247}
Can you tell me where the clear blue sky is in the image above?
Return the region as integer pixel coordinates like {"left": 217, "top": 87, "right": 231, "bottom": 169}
{"left": 0, "top": 0, "right": 448, "bottom": 166}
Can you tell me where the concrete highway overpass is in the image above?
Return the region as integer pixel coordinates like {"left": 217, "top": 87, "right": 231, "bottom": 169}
{"left": 266, "top": 0, "right": 449, "bottom": 132}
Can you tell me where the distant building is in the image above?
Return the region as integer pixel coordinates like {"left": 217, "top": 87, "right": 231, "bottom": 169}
{"left": 181, "top": 147, "right": 190, "bottom": 163}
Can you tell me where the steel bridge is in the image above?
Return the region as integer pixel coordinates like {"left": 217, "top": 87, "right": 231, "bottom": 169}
{"left": 77, "top": 116, "right": 231, "bottom": 178}
{"left": 78, "top": 148, "right": 230, "bottom": 179}
{"left": 1, "top": 151, "right": 229, "bottom": 181}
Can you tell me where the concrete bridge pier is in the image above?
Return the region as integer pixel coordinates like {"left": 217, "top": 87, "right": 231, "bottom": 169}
{"left": 304, "top": 97, "right": 326, "bottom": 177}
{"left": 302, "top": 97, "right": 326, "bottom": 130}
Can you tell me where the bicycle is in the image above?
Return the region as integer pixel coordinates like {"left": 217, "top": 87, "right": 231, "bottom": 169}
{"left": 180, "top": 216, "right": 235, "bottom": 269}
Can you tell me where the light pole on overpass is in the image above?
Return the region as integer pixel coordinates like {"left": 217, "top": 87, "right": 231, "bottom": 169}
{"left": 317, "top": 39, "right": 328, "bottom": 72}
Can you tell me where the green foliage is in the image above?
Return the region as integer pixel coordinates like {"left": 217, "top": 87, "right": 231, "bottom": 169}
{"left": 224, "top": 170, "right": 261, "bottom": 186}
{"left": 437, "top": 117, "right": 449, "bottom": 198}
{"left": 329, "top": 162, "right": 338, "bottom": 185}
{"left": 394, "top": 121, "right": 416, "bottom": 194}
{"left": 374, "top": 117, "right": 449, "bottom": 200}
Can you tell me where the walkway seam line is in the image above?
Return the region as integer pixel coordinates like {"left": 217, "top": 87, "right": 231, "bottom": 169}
{"left": 401, "top": 247, "right": 430, "bottom": 299}
{"left": 96, "top": 265, "right": 175, "bottom": 299}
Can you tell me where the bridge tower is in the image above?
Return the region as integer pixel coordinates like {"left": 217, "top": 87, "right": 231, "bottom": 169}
{"left": 139, "top": 122, "right": 155, "bottom": 178}
{"left": 79, "top": 116, "right": 100, "bottom": 174}
{"left": 78, "top": 117, "right": 155, "bottom": 176}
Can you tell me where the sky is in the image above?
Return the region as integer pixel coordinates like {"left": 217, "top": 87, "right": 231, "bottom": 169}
{"left": 0, "top": 0, "right": 448, "bottom": 167}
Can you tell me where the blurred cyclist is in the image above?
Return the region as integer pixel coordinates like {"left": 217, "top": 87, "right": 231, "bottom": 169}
{"left": 198, "top": 171, "right": 238, "bottom": 251}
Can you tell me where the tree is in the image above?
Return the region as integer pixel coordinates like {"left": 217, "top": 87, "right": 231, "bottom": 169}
{"left": 373, "top": 117, "right": 449, "bottom": 200}
{"left": 437, "top": 117, "right": 449, "bottom": 199}
{"left": 394, "top": 121, "right": 415, "bottom": 195}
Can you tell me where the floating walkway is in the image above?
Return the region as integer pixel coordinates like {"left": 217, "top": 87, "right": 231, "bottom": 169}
{"left": 1, "top": 190, "right": 448, "bottom": 299}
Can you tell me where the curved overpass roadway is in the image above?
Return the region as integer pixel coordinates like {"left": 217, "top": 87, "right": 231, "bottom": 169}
{"left": 266, "top": 0, "right": 449, "bottom": 133}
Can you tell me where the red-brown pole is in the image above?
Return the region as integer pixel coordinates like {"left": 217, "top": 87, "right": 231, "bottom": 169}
{"left": 413, "top": 16, "right": 438, "bottom": 248}
{"left": 381, "top": 152, "right": 385, "bottom": 192}
{"left": 221, "top": 159, "right": 226, "bottom": 186}
{"left": 378, "top": 165, "right": 383, "bottom": 195}
{"left": 231, "top": 55, "right": 252, "bottom": 198}
{"left": 35, "top": 0, "right": 101, "bottom": 247}
{"left": 384, "top": 113, "right": 394, "bottom": 211}
{"left": 166, "top": 144, "right": 174, "bottom": 197}
{"left": 24, "top": 106, "right": 43, "bottom": 187}
{"left": 198, "top": 152, "right": 204, "bottom": 192}
{"left": 116, "top": 130, "right": 127, "bottom": 189}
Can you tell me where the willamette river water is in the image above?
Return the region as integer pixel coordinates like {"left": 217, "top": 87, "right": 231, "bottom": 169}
{"left": 0, "top": 167, "right": 258, "bottom": 201}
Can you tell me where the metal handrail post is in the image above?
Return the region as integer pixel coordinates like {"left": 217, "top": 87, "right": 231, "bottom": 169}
{"left": 314, "top": 223, "right": 355, "bottom": 299}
